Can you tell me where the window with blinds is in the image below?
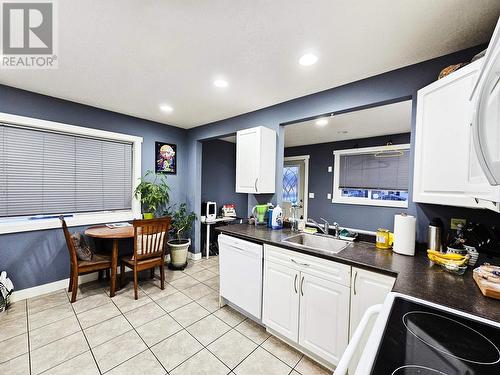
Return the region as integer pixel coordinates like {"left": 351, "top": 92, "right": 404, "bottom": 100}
{"left": 0, "top": 124, "right": 133, "bottom": 218}
{"left": 339, "top": 150, "right": 409, "bottom": 191}
{"left": 333, "top": 145, "right": 410, "bottom": 207}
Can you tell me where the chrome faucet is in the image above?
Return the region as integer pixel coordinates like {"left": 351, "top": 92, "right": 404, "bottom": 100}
{"left": 319, "top": 218, "right": 330, "bottom": 235}
{"left": 307, "top": 218, "right": 329, "bottom": 235}
{"left": 332, "top": 222, "right": 340, "bottom": 239}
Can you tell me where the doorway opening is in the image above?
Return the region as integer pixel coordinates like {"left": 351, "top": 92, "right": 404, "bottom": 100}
{"left": 282, "top": 155, "right": 309, "bottom": 221}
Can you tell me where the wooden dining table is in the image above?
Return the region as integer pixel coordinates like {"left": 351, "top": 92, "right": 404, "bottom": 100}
{"left": 84, "top": 225, "right": 134, "bottom": 297}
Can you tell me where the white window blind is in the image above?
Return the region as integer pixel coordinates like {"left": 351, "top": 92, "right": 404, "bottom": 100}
{"left": 0, "top": 124, "right": 133, "bottom": 217}
{"left": 339, "top": 149, "right": 409, "bottom": 191}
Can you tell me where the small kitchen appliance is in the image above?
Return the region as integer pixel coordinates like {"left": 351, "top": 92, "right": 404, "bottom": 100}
{"left": 427, "top": 217, "right": 443, "bottom": 252}
{"left": 221, "top": 204, "right": 237, "bottom": 218}
{"left": 251, "top": 204, "right": 268, "bottom": 225}
{"left": 201, "top": 201, "right": 217, "bottom": 221}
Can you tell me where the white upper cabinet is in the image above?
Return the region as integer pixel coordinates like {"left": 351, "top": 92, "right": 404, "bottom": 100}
{"left": 413, "top": 59, "right": 483, "bottom": 208}
{"left": 236, "top": 126, "right": 276, "bottom": 193}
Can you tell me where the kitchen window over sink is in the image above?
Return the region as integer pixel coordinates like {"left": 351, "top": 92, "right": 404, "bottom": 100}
{"left": 332, "top": 144, "right": 410, "bottom": 208}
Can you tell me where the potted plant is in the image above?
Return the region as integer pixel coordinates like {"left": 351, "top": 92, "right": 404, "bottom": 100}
{"left": 166, "top": 203, "right": 196, "bottom": 269}
{"left": 134, "top": 170, "right": 170, "bottom": 219}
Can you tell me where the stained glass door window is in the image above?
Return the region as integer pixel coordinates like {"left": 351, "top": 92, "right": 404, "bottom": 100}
{"left": 283, "top": 165, "right": 299, "bottom": 203}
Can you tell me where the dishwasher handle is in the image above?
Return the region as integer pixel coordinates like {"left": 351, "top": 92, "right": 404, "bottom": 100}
{"left": 333, "top": 304, "right": 382, "bottom": 375}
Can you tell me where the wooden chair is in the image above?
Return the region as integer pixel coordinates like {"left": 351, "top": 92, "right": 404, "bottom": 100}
{"left": 120, "top": 217, "right": 171, "bottom": 300}
{"left": 60, "top": 217, "right": 112, "bottom": 303}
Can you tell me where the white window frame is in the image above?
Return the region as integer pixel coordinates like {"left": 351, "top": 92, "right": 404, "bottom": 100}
{"left": 283, "top": 155, "right": 309, "bottom": 220}
{"left": 0, "top": 112, "right": 143, "bottom": 234}
{"left": 332, "top": 144, "right": 410, "bottom": 208}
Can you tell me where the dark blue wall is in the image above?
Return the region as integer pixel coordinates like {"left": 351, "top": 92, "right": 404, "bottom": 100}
{"left": 201, "top": 139, "right": 248, "bottom": 217}
{"left": 0, "top": 85, "right": 187, "bottom": 290}
{"left": 3, "top": 44, "right": 500, "bottom": 292}
{"left": 285, "top": 133, "right": 411, "bottom": 231}
{"left": 186, "top": 44, "right": 496, "bottom": 251}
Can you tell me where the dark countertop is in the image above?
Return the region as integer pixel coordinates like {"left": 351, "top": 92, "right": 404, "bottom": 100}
{"left": 215, "top": 224, "right": 500, "bottom": 322}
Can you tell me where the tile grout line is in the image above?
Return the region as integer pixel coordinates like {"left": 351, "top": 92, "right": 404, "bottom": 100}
{"left": 157, "top": 304, "right": 226, "bottom": 374}
{"left": 33, "top": 291, "right": 93, "bottom": 375}
{"left": 19, "top": 259, "right": 317, "bottom": 375}
{"left": 66, "top": 284, "right": 103, "bottom": 375}
{"left": 25, "top": 299, "right": 32, "bottom": 375}
{"left": 106, "top": 280, "right": 170, "bottom": 375}
{"left": 174, "top": 262, "right": 301, "bottom": 373}
{"left": 151, "top": 289, "right": 264, "bottom": 373}
{"left": 144, "top": 277, "right": 237, "bottom": 373}
{"left": 13, "top": 263, "right": 208, "bottom": 374}
{"left": 179, "top": 259, "right": 310, "bottom": 374}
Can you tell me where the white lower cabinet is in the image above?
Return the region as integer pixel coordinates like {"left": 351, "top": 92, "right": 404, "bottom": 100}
{"left": 349, "top": 267, "right": 395, "bottom": 337}
{"left": 298, "top": 273, "right": 350, "bottom": 365}
{"left": 348, "top": 267, "right": 395, "bottom": 375}
{"left": 263, "top": 245, "right": 351, "bottom": 366}
{"left": 262, "top": 260, "right": 300, "bottom": 341}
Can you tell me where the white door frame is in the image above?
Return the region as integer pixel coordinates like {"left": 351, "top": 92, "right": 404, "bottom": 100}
{"left": 284, "top": 155, "right": 309, "bottom": 220}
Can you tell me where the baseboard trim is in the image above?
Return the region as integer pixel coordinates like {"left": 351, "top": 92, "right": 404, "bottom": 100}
{"left": 10, "top": 273, "right": 98, "bottom": 303}
{"left": 10, "top": 253, "right": 203, "bottom": 303}
{"left": 266, "top": 327, "right": 335, "bottom": 371}
{"left": 188, "top": 251, "right": 202, "bottom": 261}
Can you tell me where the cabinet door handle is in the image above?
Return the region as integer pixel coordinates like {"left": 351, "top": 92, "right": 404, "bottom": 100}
{"left": 294, "top": 274, "right": 298, "bottom": 294}
{"left": 300, "top": 275, "right": 305, "bottom": 296}
{"left": 353, "top": 271, "right": 358, "bottom": 295}
{"left": 291, "top": 259, "right": 310, "bottom": 267}
{"left": 254, "top": 178, "right": 259, "bottom": 192}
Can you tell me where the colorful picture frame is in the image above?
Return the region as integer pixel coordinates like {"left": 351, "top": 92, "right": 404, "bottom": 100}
{"left": 155, "top": 142, "right": 177, "bottom": 174}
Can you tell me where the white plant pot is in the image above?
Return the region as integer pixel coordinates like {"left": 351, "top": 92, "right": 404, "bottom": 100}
{"left": 168, "top": 238, "right": 191, "bottom": 267}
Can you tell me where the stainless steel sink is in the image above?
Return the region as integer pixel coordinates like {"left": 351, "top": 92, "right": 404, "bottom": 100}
{"left": 281, "top": 233, "right": 350, "bottom": 254}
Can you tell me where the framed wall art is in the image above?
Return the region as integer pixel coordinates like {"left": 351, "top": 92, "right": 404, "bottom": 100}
{"left": 155, "top": 142, "right": 177, "bottom": 174}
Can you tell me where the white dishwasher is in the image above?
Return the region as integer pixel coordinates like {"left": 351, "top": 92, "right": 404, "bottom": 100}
{"left": 218, "top": 234, "right": 263, "bottom": 319}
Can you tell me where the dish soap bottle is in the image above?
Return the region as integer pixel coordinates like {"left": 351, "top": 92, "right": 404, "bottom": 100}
{"left": 271, "top": 205, "right": 283, "bottom": 229}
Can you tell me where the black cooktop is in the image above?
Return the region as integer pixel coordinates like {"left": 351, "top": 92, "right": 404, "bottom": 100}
{"left": 371, "top": 297, "right": 500, "bottom": 375}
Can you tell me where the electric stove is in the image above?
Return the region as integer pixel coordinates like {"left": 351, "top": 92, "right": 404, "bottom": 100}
{"left": 370, "top": 297, "right": 500, "bottom": 375}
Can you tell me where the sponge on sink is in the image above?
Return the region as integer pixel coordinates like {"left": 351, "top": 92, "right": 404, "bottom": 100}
{"left": 303, "top": 227, "right": 318, "bottom": 234}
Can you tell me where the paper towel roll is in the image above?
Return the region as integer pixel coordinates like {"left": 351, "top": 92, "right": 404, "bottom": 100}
{"left": 393, "top": 213, "right": 416, "bottom": 256}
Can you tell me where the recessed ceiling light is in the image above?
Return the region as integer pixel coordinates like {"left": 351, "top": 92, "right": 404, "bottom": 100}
{"left": 315, "top": 118, "right": 328, "bottom": 126}
{"left": 299, "top": 53, "right": 318, "bottom": 66}
{"left": 213, "top": 79, "right": 229, "bottom": 88}
{"left": 159, "top": 104, "right": 173, "bottom": 113}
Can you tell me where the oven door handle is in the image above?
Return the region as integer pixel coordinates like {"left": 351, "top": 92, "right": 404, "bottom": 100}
{"left": 333, "top": 304, "right": 382, "bottom": 375}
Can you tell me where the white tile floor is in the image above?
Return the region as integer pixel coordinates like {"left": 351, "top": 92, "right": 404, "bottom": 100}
{"left": 0, "top": 256, "right": 331, "bottom": 375}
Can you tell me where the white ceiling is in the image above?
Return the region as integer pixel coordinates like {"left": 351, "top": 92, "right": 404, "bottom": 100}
{"left": 282, "top": 100, "right": 412, "bottom": 147}
{"left": 1, "top": 1, "right": 499, "bottom": 129}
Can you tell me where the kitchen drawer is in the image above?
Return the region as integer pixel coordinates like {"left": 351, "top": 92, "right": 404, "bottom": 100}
{"left": 264, "top": 244, "right": 351, "bottom": 287}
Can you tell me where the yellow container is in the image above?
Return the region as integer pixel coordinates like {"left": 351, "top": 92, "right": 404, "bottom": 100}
{"left": 376, "top": 228, "right": 394, "bottom": 249}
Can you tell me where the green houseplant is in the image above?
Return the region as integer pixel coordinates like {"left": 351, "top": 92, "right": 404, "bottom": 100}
{"left": 134, "top": 170, "right": 170, "bottom": 219}
{"left": 166, "top": 203, "right": 196, "bottom": 269}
